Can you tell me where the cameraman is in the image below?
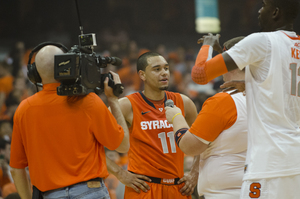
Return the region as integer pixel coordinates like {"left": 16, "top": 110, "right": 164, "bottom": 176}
{"left": 9, "top": 45, "right": 129, "bottom": 199}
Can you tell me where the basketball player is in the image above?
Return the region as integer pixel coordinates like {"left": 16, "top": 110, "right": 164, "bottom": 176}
{"left": 107, "top": 51, "right": 199, "bottom": 199}
{"left": 165, "top": 0, "right": 300, "bottom": 198}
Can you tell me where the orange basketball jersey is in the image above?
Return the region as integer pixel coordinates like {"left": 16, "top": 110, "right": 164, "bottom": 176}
{"left": 126, "top": 91, "right": 185, "bottom": 179}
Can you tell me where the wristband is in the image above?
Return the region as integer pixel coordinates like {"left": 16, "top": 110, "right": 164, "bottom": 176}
{"left": 174, "top": 128, "right": 188, "bottom": 146}
{"left": 171, "top": 113, "right": 182, "bottom": 123}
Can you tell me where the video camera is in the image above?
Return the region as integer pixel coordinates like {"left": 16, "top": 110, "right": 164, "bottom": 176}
{"left": 54, "top": 33, "right": 124, "bottom": 96}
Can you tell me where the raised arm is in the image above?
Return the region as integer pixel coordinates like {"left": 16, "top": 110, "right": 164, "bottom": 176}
{"left": 191, "top": 34, "right": 238, "bottom": 85}
{"left": 104, "top": 71, "right": 129, "bottom": 153}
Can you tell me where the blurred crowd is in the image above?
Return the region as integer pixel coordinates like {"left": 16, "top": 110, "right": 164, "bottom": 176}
{"left": 0, "top": 29, "right": 224, "bottom": 199}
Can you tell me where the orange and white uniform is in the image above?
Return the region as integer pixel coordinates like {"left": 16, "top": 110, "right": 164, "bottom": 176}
{"left": 189, "top": 92, "right": 247, "bottom": 199}
{"left": 227, "top": 31, "right": 300, "bottom": 198}
{"left": 125, "top": 91, "right": 191, "bottom": 199}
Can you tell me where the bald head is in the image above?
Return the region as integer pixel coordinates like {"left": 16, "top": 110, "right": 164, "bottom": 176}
{"left": 35, "top": 45, "right": 64, "bottom": 84}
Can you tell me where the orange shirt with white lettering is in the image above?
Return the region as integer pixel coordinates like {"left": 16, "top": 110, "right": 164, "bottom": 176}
{"left": 10, "top": 83, "right": 124, "bottom": 192}
{"left": 127, "top": 91, "right": 185, "bottom": 179}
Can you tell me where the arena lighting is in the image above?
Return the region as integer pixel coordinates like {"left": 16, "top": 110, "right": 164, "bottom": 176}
{"left": 195, "top": 0, "right": 221, "bottom": 33}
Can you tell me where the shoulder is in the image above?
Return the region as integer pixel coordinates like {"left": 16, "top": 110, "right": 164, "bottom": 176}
{"left": 13, "top": 98, "right": 32, "bottom": 119}
{"left": 243, "top": 32, "right": 269, "bottom": 42}
{"left": 208, "top": 92, "right": 231, "bottom": 100}
{"left": 119, "top": 96, "right": 132, "bottom": 107}
{"left": 180, "top": 93, "right": 193, "bottom": 105}
{"left": 118, "top": 96, "right": 133, "bottom": 120}
{"left": 81, "top": 93, "right": 105, "bottom": 108}
{"left": 235, "top": 32, "right": 268, "bottom": 49}
{"left": 203, "top": 92, "right": 235, "bottom": 109}
{"left": 179, "top": 94, "right": 198, "bottom": 124}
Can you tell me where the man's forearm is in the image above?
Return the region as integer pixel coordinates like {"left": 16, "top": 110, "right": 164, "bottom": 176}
{"left": 190, "top": 155, "right": 200, "bottom": 175}
{"left": 10, "top": 167, "right": 32, "bottom": 199}
{"left": 191, "top": 45, "right": 228, "bottom": 85}
{"left": 107, "top": 97, "right": 129, "bottom": 153}
{"left": 106, "top": 155, "right": 123, "bottom": 177}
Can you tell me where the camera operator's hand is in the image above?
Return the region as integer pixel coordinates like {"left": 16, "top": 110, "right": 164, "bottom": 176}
{"left": 104, "top": 71, "right": 121, "bottom": 98}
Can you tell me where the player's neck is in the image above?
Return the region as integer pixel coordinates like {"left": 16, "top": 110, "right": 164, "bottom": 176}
{"left": 142, "top": 89, "right": 165, "bottom": 101}
{"left": 275, "top": 24, "right": 294, "bottom": 32}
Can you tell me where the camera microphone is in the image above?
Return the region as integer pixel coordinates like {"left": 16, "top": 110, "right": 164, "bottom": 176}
{"left": 105, "top": 57, "right": 122, "bottom": 67}
{"left": 165, "top": 99, "right": 174, "bottom": 107}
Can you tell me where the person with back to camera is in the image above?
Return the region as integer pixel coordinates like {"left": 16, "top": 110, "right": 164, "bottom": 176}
{"left": 9, "top": 44, "right": 130, "bottom": 199}
{"left": 165, "top": 0, "right": 300, "bottom": 198}
{"left": 106, "top": 51, "right": 200, "bottom": 199}
{"left": 164, "top": 36, "right": 247, "bottom": 199}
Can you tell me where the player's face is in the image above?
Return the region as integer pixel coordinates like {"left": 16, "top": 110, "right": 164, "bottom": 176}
{"left": 144, "top": 56, "right": 170, "bottom": 90}
{"left": 258, "top": 0, "right": 276, "bottom": 32}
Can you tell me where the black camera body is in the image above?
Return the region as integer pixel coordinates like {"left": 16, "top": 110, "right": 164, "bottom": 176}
{"left": 54, "top": 33, "right": 123, "bottom": 96}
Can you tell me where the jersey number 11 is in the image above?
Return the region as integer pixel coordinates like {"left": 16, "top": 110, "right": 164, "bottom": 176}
{"left": 158, "top": 132, "right": 177, "bottom": 154}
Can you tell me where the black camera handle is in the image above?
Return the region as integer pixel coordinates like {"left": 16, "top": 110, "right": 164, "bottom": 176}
{"left": 97, "top": 73, "right": 124, "bottom": 97}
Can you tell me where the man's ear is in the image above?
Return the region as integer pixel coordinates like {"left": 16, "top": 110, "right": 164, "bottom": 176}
{"left": 138, "top": 70, "right": 146, "bottom": 81}
{"left": 273, "top": 7, "right": 280, "bottom": 20}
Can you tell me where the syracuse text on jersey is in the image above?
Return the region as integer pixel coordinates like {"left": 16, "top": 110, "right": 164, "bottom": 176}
{"left": 141, "top": 120, "right": 173, "bottom": 130}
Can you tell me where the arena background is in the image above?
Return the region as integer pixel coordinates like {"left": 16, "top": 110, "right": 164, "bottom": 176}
{"left": 2, "top": 0, "right": 300, "bottom": 55}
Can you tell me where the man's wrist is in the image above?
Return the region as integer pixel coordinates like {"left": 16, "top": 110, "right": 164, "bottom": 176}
{"left": 107, "top": 96, "right": 119, "bottom": 103}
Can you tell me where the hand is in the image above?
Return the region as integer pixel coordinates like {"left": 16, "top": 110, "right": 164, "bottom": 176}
{"left": 220, "top": 80, "right": 246, "bottom": 95}
{"left": 165, "top": 106, "right": 182, "bottom": 124}
{"left": 197, "top": 33, "right": 223, "bottom": 53}
{"left": 178, "top": 172, "right": 198, "bottom": 196}
{"left": 104, "top": 71, "right": 121, "bottom": 98}
{"left": 118, "top": 170, "right": 151, "bottom": 193}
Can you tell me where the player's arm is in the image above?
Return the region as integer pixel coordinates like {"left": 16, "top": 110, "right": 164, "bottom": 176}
{"left": 166, "top": 93, "right": 237, "bottom": 156}
{"left": 181, "top": 94, "right": 198, "bottom": 126}
{"left": 177, "top": 155, "right": 200, "bottom": 196}
{"left": 118, "top": 97, "right": 133, "bottom": 127}
{"left": 177, "top": 95, "right": 199, "bottom": 195}
{"left": 10, "top": 167, "right": 32, "bottom": 199}
{"left": 165, "top": 107, "right": 208, "bottom": 156}
{"left": 191, "top": 34, "right": 238, "bottom": 85}
{"left": 106, "top": 156, "right": 151, "bottom": 193}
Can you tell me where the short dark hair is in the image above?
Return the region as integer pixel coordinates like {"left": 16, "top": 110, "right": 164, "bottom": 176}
{"left": 137, "top": 52, "right": 162, "bottom": 72}
{"left": 272, "top": 0, "right": 300, "bottom": 22}
{"left": 223, "top": 36, "right": 245, "bottom": 51}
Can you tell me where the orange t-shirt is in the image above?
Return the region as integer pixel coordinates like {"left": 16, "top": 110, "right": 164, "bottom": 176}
{"left": 189, "top": 92, "right": 237, "bottom": 142}
{"left": 127, "top": 91, "right": 185, "bottom": 179}
{"left": 10, "top": 83, "right": 124, "bottom": 192}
